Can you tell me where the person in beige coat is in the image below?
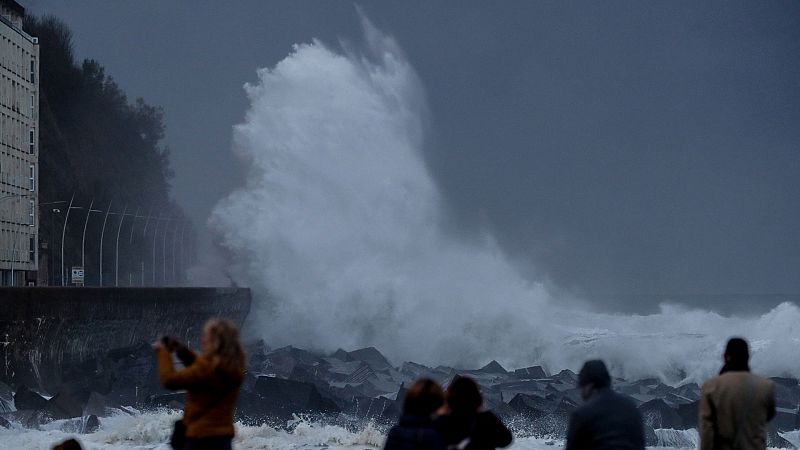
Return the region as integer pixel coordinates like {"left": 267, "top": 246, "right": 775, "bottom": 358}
{"left": 699, "top": 338, "right": 776, "bottom": 450}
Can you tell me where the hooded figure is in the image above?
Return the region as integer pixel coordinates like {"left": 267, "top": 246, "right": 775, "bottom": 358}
{"left": 435, "top": 376, "right": 513, "bottom": 450}
{"left": 565, "top": 360, "right": 645, "bottom": 450}
{"left": 699, "top": 338, "right": 776, "bottom": 450}
{"left": 384, "top": 378, "right": 446, "bottom": 450}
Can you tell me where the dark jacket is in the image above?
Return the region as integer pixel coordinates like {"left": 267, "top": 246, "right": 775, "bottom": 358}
{"left": 435, "top": 411, "right": 512, "bottom": 450}
{"left": 384, "top": 415, "right": 446, "bottom": 450}
{"left": 565, "top": 388, "right": 645, "bottom": 450}
{"left": 156, "top": 347, "right": 244, "bottom": 439}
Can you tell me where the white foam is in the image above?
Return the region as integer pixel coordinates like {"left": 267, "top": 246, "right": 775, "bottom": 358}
{"left": 207, "top": 13, "right": 800, "bottom": 385}
{"left": 0, "top": 411, "right": 383, "bottom": 450}
{"left": 5, "top": 410, "right": 798, "bottom": 449}
{"left": 654, "top": 428, "right": 699, "bottom": 448}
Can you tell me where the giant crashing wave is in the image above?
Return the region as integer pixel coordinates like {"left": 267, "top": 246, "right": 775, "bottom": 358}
{"left": 210, "top": 12, "right": 800, "bottom": 386}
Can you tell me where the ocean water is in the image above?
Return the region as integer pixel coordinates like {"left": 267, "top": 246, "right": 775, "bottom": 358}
{"left": 0, "top": 409, "right": 706, "bottom": 450}
{"left": 4, "top": 409, "right": 796, "bottom": 450}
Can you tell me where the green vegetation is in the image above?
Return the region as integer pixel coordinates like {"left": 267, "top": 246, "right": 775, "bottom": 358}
{"left": 24, "top": 15, "right": 191, "bottom": 285}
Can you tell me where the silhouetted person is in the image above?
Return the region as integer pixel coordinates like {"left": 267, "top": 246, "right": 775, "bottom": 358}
{"left": 699, "top": 337, "right": 776, "bottom": 450}
{"left": 154, "top": 318, "right": 246, "bottom": 450}
{"left": 435, "top": 375, "right": 512, "bottom": 450}
{"left": 565, "top": 360, "right": 645, "bottom": 450}
{"left": 384, "top": 378, "right": 447, "bottom": 450}
{"left": 52, "top": 438, "right": 82, "bottom": 450}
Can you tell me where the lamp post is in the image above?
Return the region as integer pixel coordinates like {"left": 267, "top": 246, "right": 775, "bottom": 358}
{"left": 171, "top": 220, "right": 181, "bottom": 284}
{"left": 50, "top": 208, "right": 60, "bottom": 285}
{"left": 162, "top": 218, "right": 174, "bottom": 285}
{"left": 132, "top": 208, "right": 150, "bottom": 286}
{"left": 38, "top": 200, "right": 68, "bottom": 286}
{"left": 60, "top": 194, "right": 74, "bottom": 286}
{"left": 152, "top": 212, "right": 162, "bottom": 286}
{"left": 98, "top": 200, "right": 113, "bottom": 286}
{"left": 179, "top": 221, "right": 186, "bottom": 285}
{"left": 77, "top": 200, "right": 103, "bottom": 286}
{"left": 115, "top": 206, "right": 133, "bottom": 287}
{"left": 141, "top": 211, "right": 155, "bottom": 286}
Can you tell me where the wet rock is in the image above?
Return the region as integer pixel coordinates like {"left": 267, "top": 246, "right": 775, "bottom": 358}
{"left": 496, "top": 380, "right": 546, "bottom": 402}
{"left": 676, "top": 400, "right": 699, "bottom": 430}
{"left": 324, "top": 359, "right": 370, "bottom": 383}
{"left": 81, "top": 414, "right": 100, "bottom": 434}
{"left": 675, "top": 382, "right": 701, "bottom": 401}
{"left": 514, "top": 366, "right": 547, "bottom": 379}
{"left": 399, "top": 362, "right": 452, "bottom": 385}
{"left": 507, "top": 393, "right": 576, "bottom": 437}
{"left": 478, "top": 360, "right": 508, "bottom": 374}
{"left": 767, "top": 426, "right": 796, "bottom": 449}
{"left": 13, "top": 385, "right": 48, "bottom": 411}
{"left": 83, "top": 392, "right": 115, "bottom": 417}
{"left": 105, "top": 342, "right": 163, "bottom": 406}
{"left": 239, "top": 376, "right": 340, "bottom": 423}
{"left": 0, "top": 415, "right": 9, "bottom": 428}
{"left": 0, "top": 396, "right": 12, "bottom": 413}
{"left": 148, "top": 392, "right": 186, "bottom": 410}
{"left": 644, "top": 425, "right": 658, "bottom": 447}
{"left": 346, "top": 347, "right": 393, "bottom": 372}
{"left": 344, "top": 395, "right": 400, "bottom": 423}
{"left": 263, "top": 346, "right": 326, "bottom": 379}
{"left": 331, "top": 349, "right": 352, "bottom": 361}
{"left": 43, "top": 392, "right": 83, "bottom": 420}
{"left": 550, "top": 369, "right": 577, "bottom": 386}
{"left": 10, "top": 409, "right": 50, "bottom": 428}
{"left": 59, "top": 357, "right": 114, "bottom": 403}
{"left": 244, "top": 339, "right": 270, "bottom": 372}
{"left": 0, "top": 381, "right": 13, "bottom": 406}
{"left": 53, "top": 414, "right": 101, "bottom": 434}
{"left": 772, "top": 407, "right": 800, "bottom": 432}
{"left": 638, "top": 398, "right": 683, "bottom": 430}
{"left": 771, "top": 377, "right": 800, "bottom": 409}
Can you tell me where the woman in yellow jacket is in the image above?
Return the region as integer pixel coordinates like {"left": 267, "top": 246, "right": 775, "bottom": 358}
{"left": 154, "top": 318, "right": 246, "bottom": 450}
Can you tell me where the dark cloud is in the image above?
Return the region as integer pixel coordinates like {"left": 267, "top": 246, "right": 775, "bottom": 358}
{"left": 25, "top": 1, "right": 800, "bottom": 312}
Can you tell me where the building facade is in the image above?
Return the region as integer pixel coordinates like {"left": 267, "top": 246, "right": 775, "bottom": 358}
{"left": 0, "top": 0, "right": 37, "bottom": 286}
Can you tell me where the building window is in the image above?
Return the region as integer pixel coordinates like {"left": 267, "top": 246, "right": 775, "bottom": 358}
{"left": 28, "top": 164, "right": 33, "bottom": 191}
{"left": 30, "top": 59, "right": 34, "bottom": 83}
{"left": 30, "top": 94, "right": 34, "bottom": 116}
{"left": 28, "top": 235, "right": 33, "bottom": 262}
{"left": 28, "top": 128, "right": 34, "bottom": 154}
{"left": 28, "top": 200, "right": 34, "bottom": 226}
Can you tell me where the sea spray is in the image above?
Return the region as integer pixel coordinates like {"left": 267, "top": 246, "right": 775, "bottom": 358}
{"left": 210, "top": 13, "right": 552, "bottom": 368}
{"left": 210, "top": 14, "right": 800, "bottom": 384}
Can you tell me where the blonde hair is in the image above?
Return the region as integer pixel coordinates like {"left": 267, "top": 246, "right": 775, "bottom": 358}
{"left": 203, "top": 318, "right": 246, "bottom": 373}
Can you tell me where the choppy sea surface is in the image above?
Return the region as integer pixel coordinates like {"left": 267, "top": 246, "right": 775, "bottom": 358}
{"left": 4, "top": 409, "right": 798, "bottom": 450}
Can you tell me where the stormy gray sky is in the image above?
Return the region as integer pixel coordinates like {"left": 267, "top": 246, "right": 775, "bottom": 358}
{"left": 25, "top": 1, "right": 800, "bottom": 312}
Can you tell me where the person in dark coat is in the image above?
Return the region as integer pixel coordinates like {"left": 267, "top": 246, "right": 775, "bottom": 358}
{"left": 565, "top": 360, "right": 645, "bottom": 450}
{"left": 435, "top": 376, "right": 513, "bottom": 450}
{"left": 52, "top": 439, "right": 82, "bottom": 450}
{"left": 384, "top": 378, "right": 447, "bottom": 450}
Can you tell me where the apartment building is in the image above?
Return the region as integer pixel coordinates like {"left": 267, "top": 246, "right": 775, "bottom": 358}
{"left": 0, "top": 0, "right": 37, "bottom": 286}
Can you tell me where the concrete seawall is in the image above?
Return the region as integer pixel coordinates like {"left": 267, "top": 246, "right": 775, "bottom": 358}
{"left": 0, "top": 287, "right": 251, "bottom": 390}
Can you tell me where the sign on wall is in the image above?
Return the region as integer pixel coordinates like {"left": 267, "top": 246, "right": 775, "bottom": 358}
{"left": 71, "top": 266, "right": 84, "bottom": 285}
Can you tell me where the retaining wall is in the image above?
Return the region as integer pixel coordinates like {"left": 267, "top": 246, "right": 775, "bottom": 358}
{"left": 0, "top": 287, "right": 251, "bottom": 390}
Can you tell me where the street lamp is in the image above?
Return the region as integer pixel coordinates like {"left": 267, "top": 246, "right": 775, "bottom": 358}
{"left": 50, "top": 208, "right": 61, "bottom": 285}
{"left": 98, "top": 200, "right": 113, "bottom": 286}
{"left": 115, "top": 206, "right": 135, "bottom": 287}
